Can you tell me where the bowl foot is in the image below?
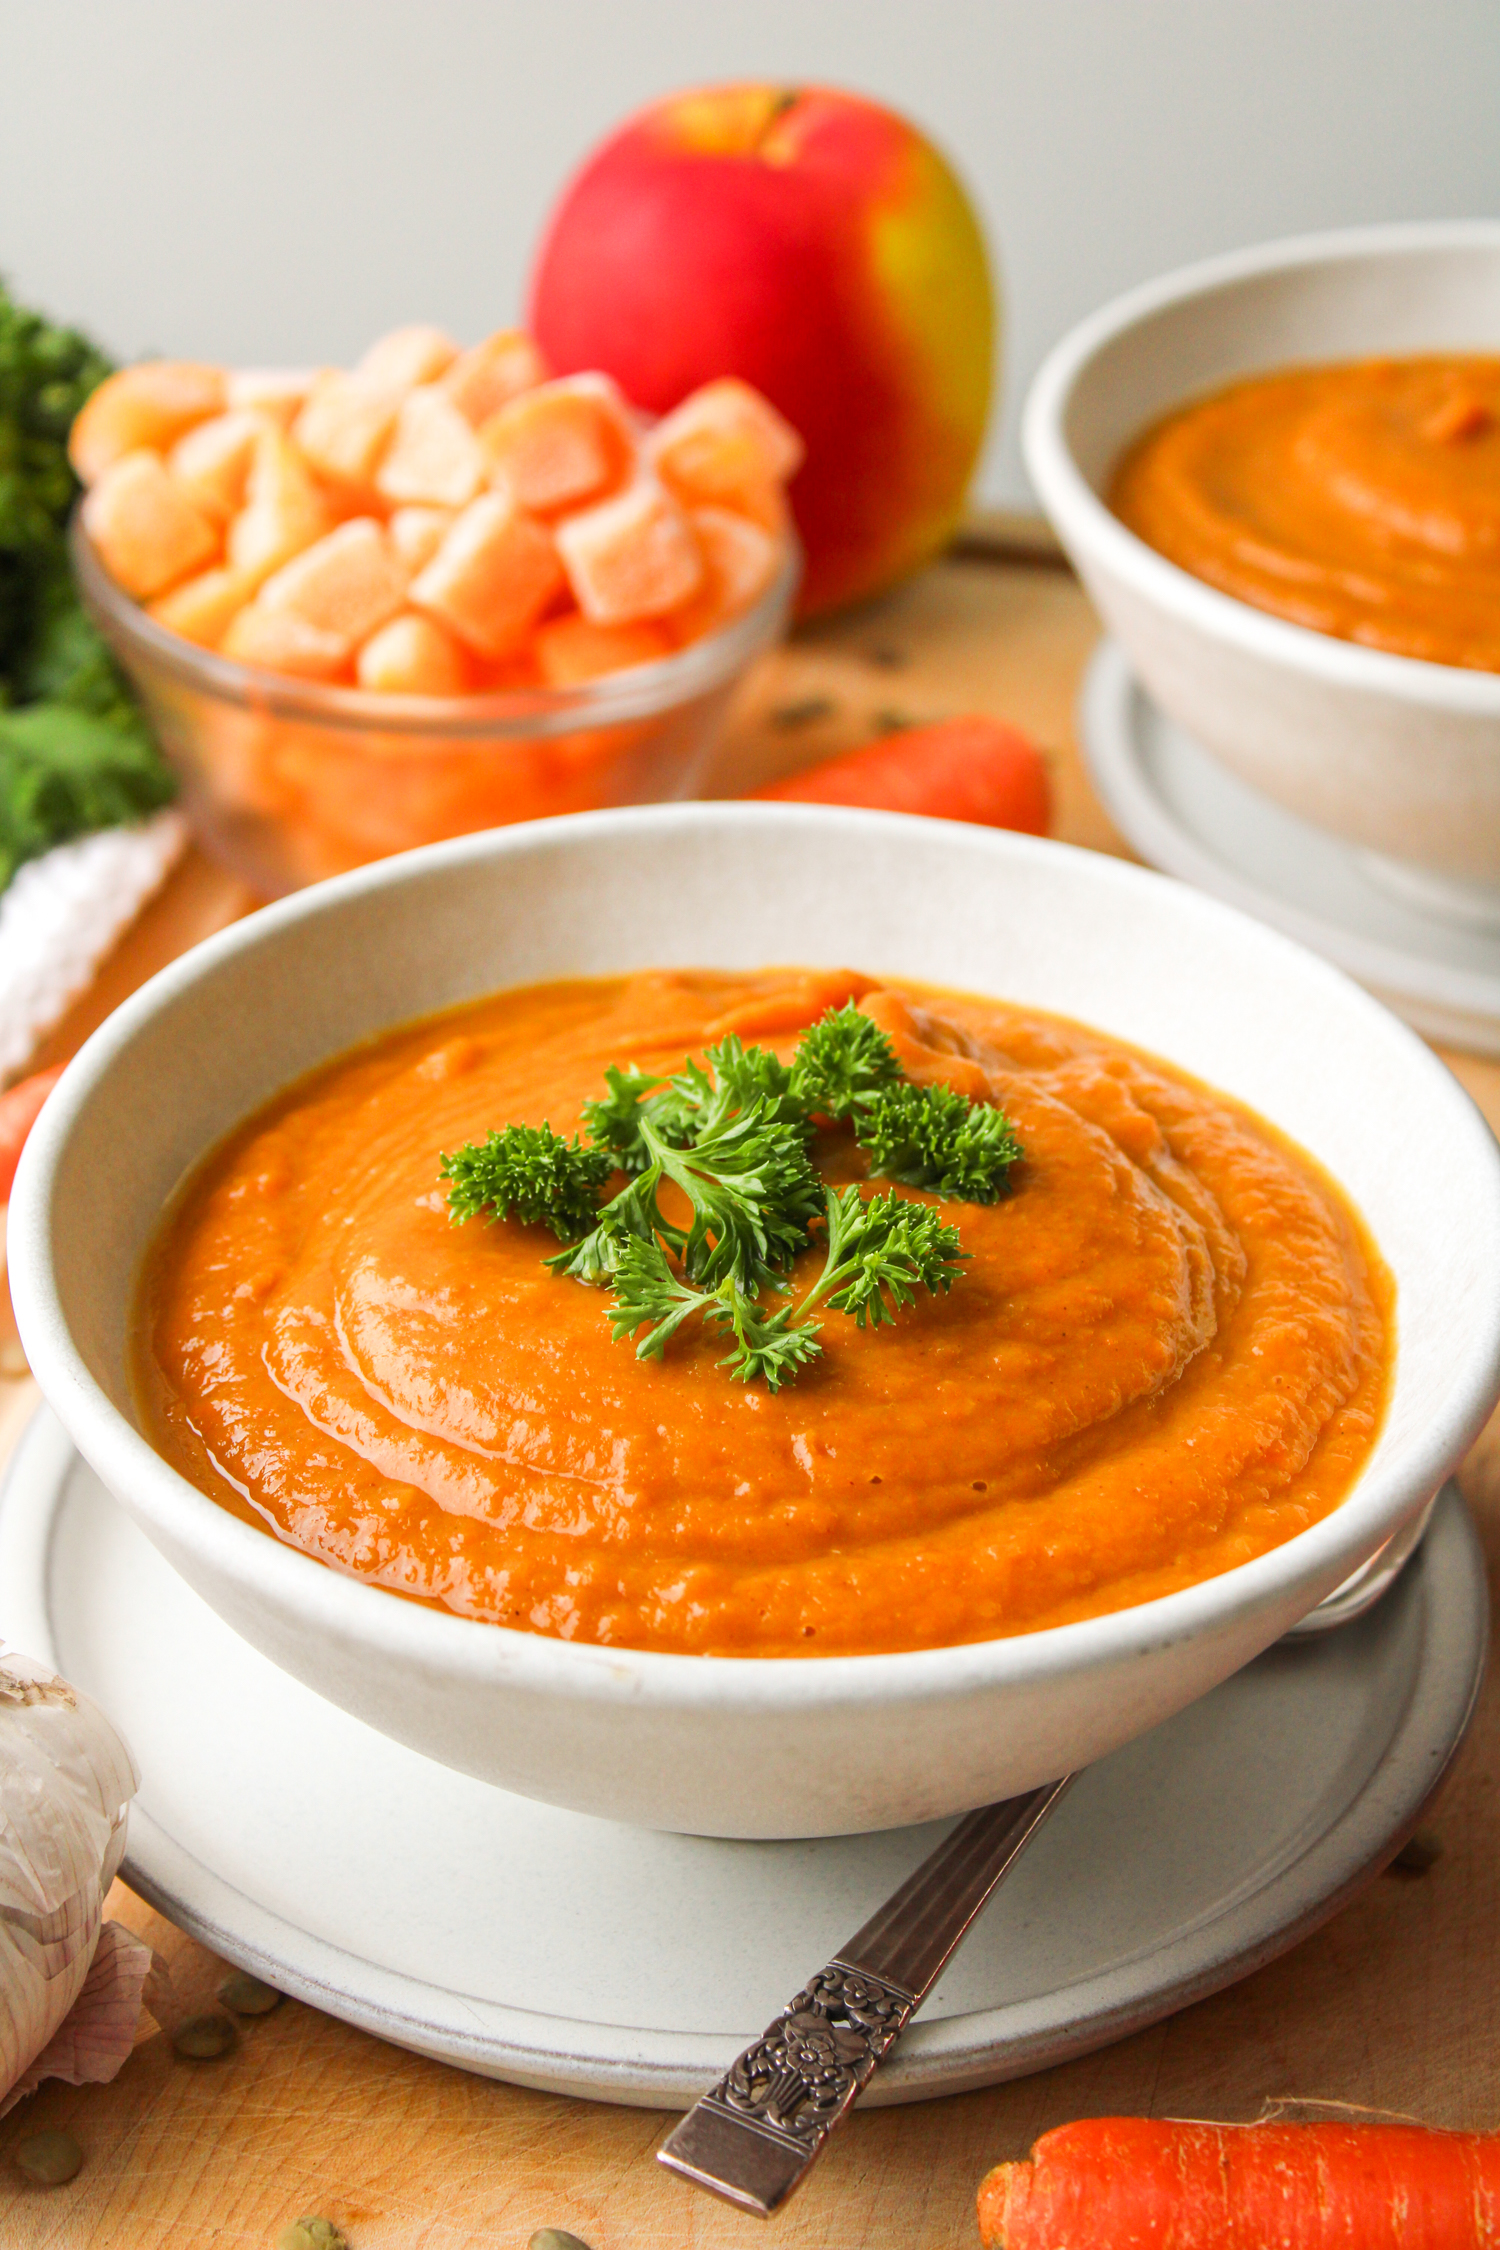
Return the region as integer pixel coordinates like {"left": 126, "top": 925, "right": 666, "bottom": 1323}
{"left": 1357, "top": 851, "right": 1500, "bottom": 931}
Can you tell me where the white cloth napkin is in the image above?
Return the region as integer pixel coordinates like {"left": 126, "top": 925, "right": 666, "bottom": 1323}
{"left": 0, "top": 811, "right": 187, "bottom": 1084}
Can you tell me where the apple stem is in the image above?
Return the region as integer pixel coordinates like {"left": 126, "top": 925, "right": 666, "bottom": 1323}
{"left": 755, "top": 88, "right": 803, "bottom": 151}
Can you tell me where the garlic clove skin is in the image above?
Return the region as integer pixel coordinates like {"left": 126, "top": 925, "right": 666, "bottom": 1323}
{"left": 0, "top": 1643, "right": 142, "bottom": 2115}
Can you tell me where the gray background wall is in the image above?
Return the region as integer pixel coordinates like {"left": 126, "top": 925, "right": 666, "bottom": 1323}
{"left": 7, "top": 0, "right": 1499, "bottom": 504}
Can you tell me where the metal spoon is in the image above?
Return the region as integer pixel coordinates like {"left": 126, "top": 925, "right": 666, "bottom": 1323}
{"left": 657, "top": 1502, "right": 1438, "bottom": 2216}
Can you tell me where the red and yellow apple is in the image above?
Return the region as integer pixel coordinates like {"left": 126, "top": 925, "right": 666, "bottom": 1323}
{"left": 528, "top": 83, "right": 995, "bottom": 617}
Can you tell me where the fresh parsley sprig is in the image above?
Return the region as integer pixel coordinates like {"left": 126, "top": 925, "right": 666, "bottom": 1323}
{"left": 548, "top": 1090, "right": 821, "bottom": 1293}
{"left": 583, "top": 1033, "right": 802, "bottom": 1172}
{"left": 803, "top": 1184, "right": 967, "bottom": 1329}
{"left": 644, "top": 1097, "right": 821, "bottom": 1287}
{"left": 1, "top": 279, "right": 175, "bottom": 892}
{"left": 787, "top": 1001, "right": 902, "bottom": 1119}
{"left": 440, "top": 1124, "right": 613, "bottom": 1240}
{"left": 609, "top": 1185, "right": 967, "bottom": 1389}
{"left": 439, "top": 999, "right": 1024, "bottom": 1387}
{"left": 858, "top": 1080, "right": 1023, "bottom": 1201}
{"left": 609, "top": 1237, "right": 826, "bottom": 1391}
{"left": 581, "top": 1064, "right": 669, "bottom": 1175}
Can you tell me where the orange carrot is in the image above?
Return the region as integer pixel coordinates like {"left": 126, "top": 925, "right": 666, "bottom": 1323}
{"left": 978, "top": 2117, "right": 1500, "bottom": 2248}
{"left": 0, "top": 1065, "right": 64, "bottom": 1205}
{"left": 750, "top": 714, "right": 1050, "bottom": 835}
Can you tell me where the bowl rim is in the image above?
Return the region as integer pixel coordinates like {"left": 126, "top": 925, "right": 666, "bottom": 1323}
{"left": 1022, "top": 217, "right": 1500, "bottom": 714}
{"left": 12, "top": 801, "right": 1500, "bottom": 1712}
{"left": 71, "top": 516, "right": 801, "bottom": 738}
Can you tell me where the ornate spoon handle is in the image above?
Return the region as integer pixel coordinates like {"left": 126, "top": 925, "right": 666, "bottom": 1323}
{"left": 657, "top": 1775, "right": 1071, "bottom": 2217}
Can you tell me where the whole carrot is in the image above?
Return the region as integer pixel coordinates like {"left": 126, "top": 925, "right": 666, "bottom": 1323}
{"left": 0, "top": 1065, "right": 63, "bottom": 1204}
{"left": 751, "top": 714, "right": 1050, "bottom": 835}
{"left": 978, "top": 2117, "right": 1500, "bottom": 2248}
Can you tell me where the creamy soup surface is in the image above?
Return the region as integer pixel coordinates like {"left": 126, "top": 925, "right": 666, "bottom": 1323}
{"left": 138, "top": 968, "right": 1393, "bottom": 1657}
{"left": 1112, "top": 354, "right": 1500, "bottom": 671}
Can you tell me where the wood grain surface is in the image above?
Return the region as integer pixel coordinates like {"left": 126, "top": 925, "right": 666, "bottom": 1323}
{"left": 3, "top": 553, "right": 1499, "bottom": 2250}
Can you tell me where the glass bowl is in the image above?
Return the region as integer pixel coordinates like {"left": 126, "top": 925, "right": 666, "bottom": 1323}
{"left": 73, "top": 521, "right": 798, "bottom": 896}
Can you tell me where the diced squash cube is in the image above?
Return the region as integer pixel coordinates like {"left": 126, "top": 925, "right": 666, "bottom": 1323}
{"left": 479, "top": 375, "right": 636, "bottom": 516}
{"left": 533, "top": 612, "right": 671, "bottom": 685}
{"left": 646, "top": 378, "right": 804, "bottom": 520}
{"left": 69, "top": 361, "right": 227, "bottom": 486}
{"left": 222, "top": 603, "right": 349, "bottom": 680}
{"left": 258, "top": 518, "right": 409, "bottom": 652}
{"left": 193, "top": 703, "right": 295, "bottom": 817}
{"left": 388, "top": 505, "right": 456, "bottom": 572}
{"left": 168, "top": 411, "right": 265, "bottom": 523}
{"left": 357, "top": 325, "right": 458, "bottom": 390}
{"left": 356, "top": 611, "right": 471, "bottom": 695}
{"left": 273, "top": 737, "right": 551, "bottom": 859}
{"left": 225, "top": 367, "right": 320, "bottom": 427}
{"left": 375, "top": 388, "right": 485, "bottom": 508}
{"left": 541, "top": 722, "right": 644, "bottom": 797}
{"left": 729, "top": 481, "right": 795, "bottom": 537}
{"left": 440, "top": 330, "right": 548, "bottom": 427}
{"left": 695, "top": 505, "right": 781, "bottom": 606}
{"left": 411, "top": 491, "right": 565, "bottom": 657}
{"left": 228, "top": 427, "right": 333, "bottom": 587}
{"left": 469, "top": 648, "right": 544, "bottom": 692}
{"left": 555, "top": 477, "right": 703, "bottom": 624}
{"left": 148, "top": 564, "right": 255, "bottom": 649}
{"left": 292, "top": 371, "right": 404, "bottom": 494}
{"left": 668, "top": 507, "right": 782, "bottom": 642}
{"left": 81, "top": 450, "right": 222, "bottom": 599}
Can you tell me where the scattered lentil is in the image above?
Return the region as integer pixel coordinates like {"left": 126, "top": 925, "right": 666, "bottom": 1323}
{"left": 768, "top": 696, "right": 836, "bottom": 728}
{"left": 1392, "top": 1828, "right": 1444, "bottom": 1874}
{"left": 172, "top": 2011, "right": 239, "bottom": 2059}
{"left": 528, "top": 2231, "right": 593, "bottom": 2250}
{"left": 870, "top": 707, "right": 919, "bottom": 734}
{"left": 15, "top": 2128, "right": 83, "bottom": 2185}
{"left": 277, "top": 2219, "right": 347, "bottom": 2250}
{"left": 220, "top": 1970, "right": 284, "bottom": 2015}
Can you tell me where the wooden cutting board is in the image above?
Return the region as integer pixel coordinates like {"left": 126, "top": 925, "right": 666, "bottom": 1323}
{"left": 4, "top": 547, "right": 1499, "bottom": 2250}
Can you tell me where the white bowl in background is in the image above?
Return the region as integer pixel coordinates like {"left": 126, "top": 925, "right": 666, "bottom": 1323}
{"left": 10, "top": 804, "right": 1500, "bottom": 1837}
{"left": 1023, "top": 221, "right": 1500, "bottom": 926}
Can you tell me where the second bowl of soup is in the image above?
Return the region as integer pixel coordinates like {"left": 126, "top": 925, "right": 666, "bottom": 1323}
{"left": 1024, "top": 221, "right": 1500, "bottom": 922}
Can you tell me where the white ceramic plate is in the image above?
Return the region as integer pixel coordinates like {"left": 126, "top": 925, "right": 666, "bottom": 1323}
{"left": 1081, "top": 640, "right": 1500, "bottom": 1056}
{"left": 0, "top": 1408, "right": 1484, "bottom": 2109}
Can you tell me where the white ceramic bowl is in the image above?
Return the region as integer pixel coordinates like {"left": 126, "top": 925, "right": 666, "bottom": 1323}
{"left": 11, "top": 805, "right": 1500, "bottom": 1837}
{"left": 1023, "top": 221, "right": 1500, "bottom": 926}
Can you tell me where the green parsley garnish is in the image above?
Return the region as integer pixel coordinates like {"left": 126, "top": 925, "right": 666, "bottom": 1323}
{"left": 557, "top": 1091, "right": 821, "bottom": 1293}
{"left": 608, "top": 1237, "right": 826, "bottom": 1391}
{"left": 857, "top": 1080, "right": 1023, "bottom": 1201}
{"left": 787, "top": 1001, "right": 902, "bottom": 1119}
{"left": 1, "top": 279, "right": 174, "bottom": 891}
{"left": 582, "top": 1032, "right": 803, "bottom": 1173}
{"left": 608, "top": 1187, "right": 965, "bottom": 1392}
{"left": 440, "top": 1123, "right": 613, "bottom": 1240}
{"left": 439, "top": 1002, "right": 1023, "bottom": 1388}
{"left": 811, "top": 1183, "right": 968, "bottom": 1327}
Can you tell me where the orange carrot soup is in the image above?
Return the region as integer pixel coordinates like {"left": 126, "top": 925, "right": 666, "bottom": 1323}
{"left": 136, "top": 969, "right": 1392, "bottom": 1657}
{"left": 1112, "top": 355, "right": 1500, "bottom": 671}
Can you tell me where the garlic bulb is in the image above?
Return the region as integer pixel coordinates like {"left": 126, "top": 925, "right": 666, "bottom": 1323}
{"left": 0, "top": 1643, "right": 146, "bottom": 2114}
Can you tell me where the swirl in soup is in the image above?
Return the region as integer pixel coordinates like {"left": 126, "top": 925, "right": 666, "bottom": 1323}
{"left": 1113, "top": 355, "right": 1500, "bottom": 671}
{"left": 138, "top": 969, "right": 1392, "bottom": 1656}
